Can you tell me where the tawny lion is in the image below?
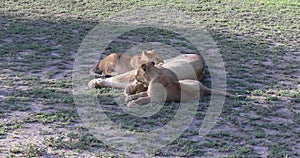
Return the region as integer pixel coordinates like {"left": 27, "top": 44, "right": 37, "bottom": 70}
{"left": 88, "top": 53, "right": 205, "bottom": 89}
{"left": 125, "top": 62, "right": 232, "bottom": 107}
{"left": 90, "top": 50, "right": 163, "bottom": 77}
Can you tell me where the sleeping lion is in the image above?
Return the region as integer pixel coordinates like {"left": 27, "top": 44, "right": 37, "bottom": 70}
{"left": 90, "top": 50, "right": 163, "bottom": 77}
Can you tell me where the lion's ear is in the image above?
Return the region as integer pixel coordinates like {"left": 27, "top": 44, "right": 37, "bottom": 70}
{"left": 141, "top": 51, "right": 146, "bottom": 56}
{"left": 148, "top": 50, "right": 155, "bottom": 54}
{"left": 141, "top": 64, "right": 147, "bottom": 71}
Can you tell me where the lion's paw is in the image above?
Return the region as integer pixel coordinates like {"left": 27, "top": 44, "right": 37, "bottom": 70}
{"left": 127, "top": 101, "right": 138, "bottom": 107}
{"left": 125, "top": 95, "right": 134, "bottom": 103}
{"left": 88, "top": 79, "right": 106, "bottom": 88}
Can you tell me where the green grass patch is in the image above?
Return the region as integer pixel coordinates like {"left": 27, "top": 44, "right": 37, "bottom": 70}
{"left": 1, "top": 0, "right": 300, "bottom": 157}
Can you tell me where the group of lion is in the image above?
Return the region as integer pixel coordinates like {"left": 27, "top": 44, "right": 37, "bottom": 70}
{"left": 88, "top": 50, "right": 231, "bottom": 107}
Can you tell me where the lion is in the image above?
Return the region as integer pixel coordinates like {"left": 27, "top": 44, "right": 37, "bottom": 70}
{"left": 90, "top": 50, "right": 163, "bottom": 77}
{"left": 88, "top": 53, "right": 205, "bottom": 89}
{"left": 124, "top": 80, "right": 148, "bottom": 96}
{"left": 124, "top": 63, "right": 179, "bottom": 96}
{"left": 125, "top": 62, "right": 232, "bottom": 107}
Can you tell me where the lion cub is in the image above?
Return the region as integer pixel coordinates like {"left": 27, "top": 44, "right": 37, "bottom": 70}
{"left": 125, "top": 62, "right": 231, "bottom": 107}
{"left": 90, "top": 50, "right": 163, "bottom": 77}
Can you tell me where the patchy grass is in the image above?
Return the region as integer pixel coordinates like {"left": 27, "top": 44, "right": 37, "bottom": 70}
{"left": 1, "top": 0, "right": 300, "bottom": 157}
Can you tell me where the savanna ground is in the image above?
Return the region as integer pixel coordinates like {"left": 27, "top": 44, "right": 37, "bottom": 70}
{"left": 1, "top": 0, "right": 300, "bottom": 157}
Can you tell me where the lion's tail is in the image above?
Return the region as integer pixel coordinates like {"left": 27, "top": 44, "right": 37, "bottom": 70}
{"left": 202, "top": 86, "right": 233, "bottom": 97}
{"left": 210, "top": 89, "right": 233, "bottom": 97}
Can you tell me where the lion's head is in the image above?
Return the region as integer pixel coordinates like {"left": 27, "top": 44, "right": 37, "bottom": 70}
{"left": 140, "top": 50, "right": 164, "bottom": 65}
{"left": 135, "top": 61, "right": 156, "bottom": 84}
